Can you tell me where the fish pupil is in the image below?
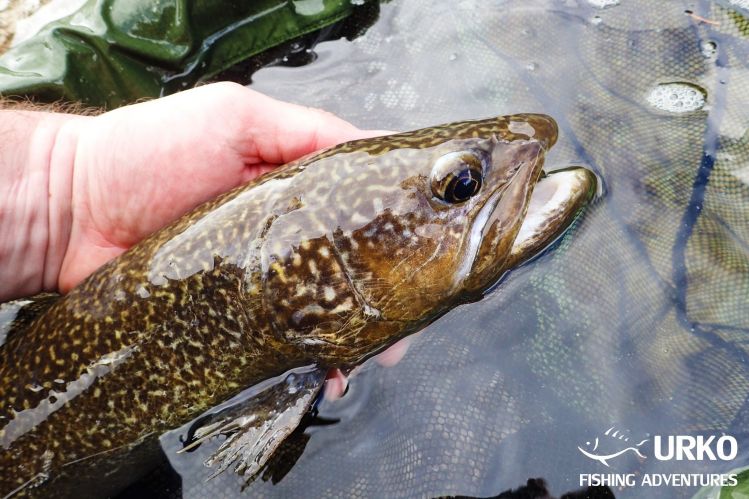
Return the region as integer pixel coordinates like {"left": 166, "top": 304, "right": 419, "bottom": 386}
{"left": 447, "top": 169, "right": 482, "bottom": 202}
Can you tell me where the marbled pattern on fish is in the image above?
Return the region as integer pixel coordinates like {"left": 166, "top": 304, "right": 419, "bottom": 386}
{"left": 0, "top": 114, "right": 591, "bottom": 497}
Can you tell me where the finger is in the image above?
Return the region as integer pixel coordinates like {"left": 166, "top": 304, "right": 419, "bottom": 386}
{"left": 375, "top": 336, "right": 413, "bottom": 368}
{"left": 323, "top": 368, "right": 349, "bottom": 401}
{"left": 227, "top": 84, "right": 392, "bottom": 164}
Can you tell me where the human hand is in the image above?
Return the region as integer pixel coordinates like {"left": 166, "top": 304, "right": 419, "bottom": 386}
{"left": 50, "top": 82, "right": 380, "bottom": 293}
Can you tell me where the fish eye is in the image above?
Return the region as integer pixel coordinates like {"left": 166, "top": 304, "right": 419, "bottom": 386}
{"left": 430, "top": 151, "right": 484, "bottom": 204}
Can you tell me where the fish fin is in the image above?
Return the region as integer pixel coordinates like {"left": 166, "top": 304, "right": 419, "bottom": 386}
{"left": 258, "top": 410, "right": 340, "bottom": 485}
{"left": 0, "top": 293, "right": 60, "bottom": 347}
{"left": 256, "top": 422, "right": 311, "bottom": 486}
{"left": 182, "top": 368, "right": 326, "bottom": 484}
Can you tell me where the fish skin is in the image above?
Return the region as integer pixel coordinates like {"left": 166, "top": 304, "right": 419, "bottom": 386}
{"left": 0, "top": 114, "right": 568, "bottom": 497}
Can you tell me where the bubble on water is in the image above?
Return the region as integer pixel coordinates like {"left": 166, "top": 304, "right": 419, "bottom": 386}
{"left": 700, "top": 40, "right": 717, "bottom": 58}
{"left": 646, "top": 82, "right": 706, "bottom": 113}
{"left": 448, "top": 53, "right": 458, "bottom": 61}
{"left": 587, "top": 0, "right": 620, "bottom": 8}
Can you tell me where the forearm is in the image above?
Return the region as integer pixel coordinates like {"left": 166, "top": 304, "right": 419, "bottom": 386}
{"left": 0, "top": 105, "right": 81, "bottom": 301}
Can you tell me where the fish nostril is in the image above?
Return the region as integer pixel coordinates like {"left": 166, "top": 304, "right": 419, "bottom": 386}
{"left": 526, "top": 114, "right": 559, "bottom": 149}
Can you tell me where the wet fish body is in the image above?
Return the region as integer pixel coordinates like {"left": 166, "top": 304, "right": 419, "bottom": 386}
{"left": 0, "top": 115, "right": 595, "bottom": 496}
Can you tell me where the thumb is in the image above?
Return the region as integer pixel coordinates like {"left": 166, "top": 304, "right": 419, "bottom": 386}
{"left": 226, "top": 84, "right": 388, "bottom": 164}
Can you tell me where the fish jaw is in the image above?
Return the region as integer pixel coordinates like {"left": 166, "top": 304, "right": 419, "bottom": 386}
{"left": 457, "top": 114, "right": 558, "bottom": 296}
{"left": 506, "top": 166, "right": 598, "bottom": 268}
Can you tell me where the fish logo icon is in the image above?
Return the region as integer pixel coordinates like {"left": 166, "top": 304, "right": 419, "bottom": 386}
{"left": 578, "top": 426, "right": 649, "bottom": 467}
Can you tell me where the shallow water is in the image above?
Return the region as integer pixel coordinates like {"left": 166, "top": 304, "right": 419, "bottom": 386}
{"left": 151, "top": 1, "right": 749, "bottom": 497}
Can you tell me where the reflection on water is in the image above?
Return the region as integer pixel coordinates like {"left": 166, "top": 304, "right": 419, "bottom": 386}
{"left": 137, "top": 1, "right": 749, "bottom": 497}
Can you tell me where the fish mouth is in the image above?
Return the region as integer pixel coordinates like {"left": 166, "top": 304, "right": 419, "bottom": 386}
{"left": 505, "top": 166, "right": 598, "bottom": 268}
{"left": 455, "top": 115, "right": 593, "bottom": 296}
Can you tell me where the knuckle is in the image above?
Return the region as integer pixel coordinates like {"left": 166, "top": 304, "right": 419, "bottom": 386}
{"left": 205, "top": 81, "right": 248, "bottom": 103}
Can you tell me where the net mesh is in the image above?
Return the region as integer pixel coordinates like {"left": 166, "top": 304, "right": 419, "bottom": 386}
{"left": 125, "top": 1, "right": 749, "bottom": 497}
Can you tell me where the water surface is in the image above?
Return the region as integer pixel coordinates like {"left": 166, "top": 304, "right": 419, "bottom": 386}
{"left": 156, "top": 1, "right": 749, "bottom": 497}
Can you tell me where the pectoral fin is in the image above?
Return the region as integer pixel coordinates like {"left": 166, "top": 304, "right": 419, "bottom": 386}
{"left": 257, "top": 410, "right": 339, "bottom": 484}
{"left": 180, "top": 368, "right": 326, "bottom": 483}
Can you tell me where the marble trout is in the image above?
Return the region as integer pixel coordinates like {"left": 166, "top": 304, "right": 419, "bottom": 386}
{"left": 0, "top": 114, "right": 596, "bottom": 497}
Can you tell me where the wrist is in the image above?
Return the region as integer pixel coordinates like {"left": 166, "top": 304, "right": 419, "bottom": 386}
{"left": 44, "top": 116, "right": 85, "bottom": 295}
{"left": 0, "top": 109, "right": 84, "bottom": 301}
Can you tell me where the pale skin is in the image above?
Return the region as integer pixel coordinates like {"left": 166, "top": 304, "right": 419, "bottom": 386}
{"left": 0, "top": 82, "right": 410, "bottom": 399}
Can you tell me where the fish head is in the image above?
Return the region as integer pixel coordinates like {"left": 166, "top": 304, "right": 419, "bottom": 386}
{"left": 271, "top": 115, "right": 595, "bottom": 364}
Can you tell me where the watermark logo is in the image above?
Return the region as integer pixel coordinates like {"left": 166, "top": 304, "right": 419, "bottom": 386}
{"left": 577, "top": 426, "right": 648, "bottom": 467}
{"left": 653, "top": 435, "right": 737, "bottom": 461}
{"left": 577, "top": 425, "right": 740, "bottom": 489}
